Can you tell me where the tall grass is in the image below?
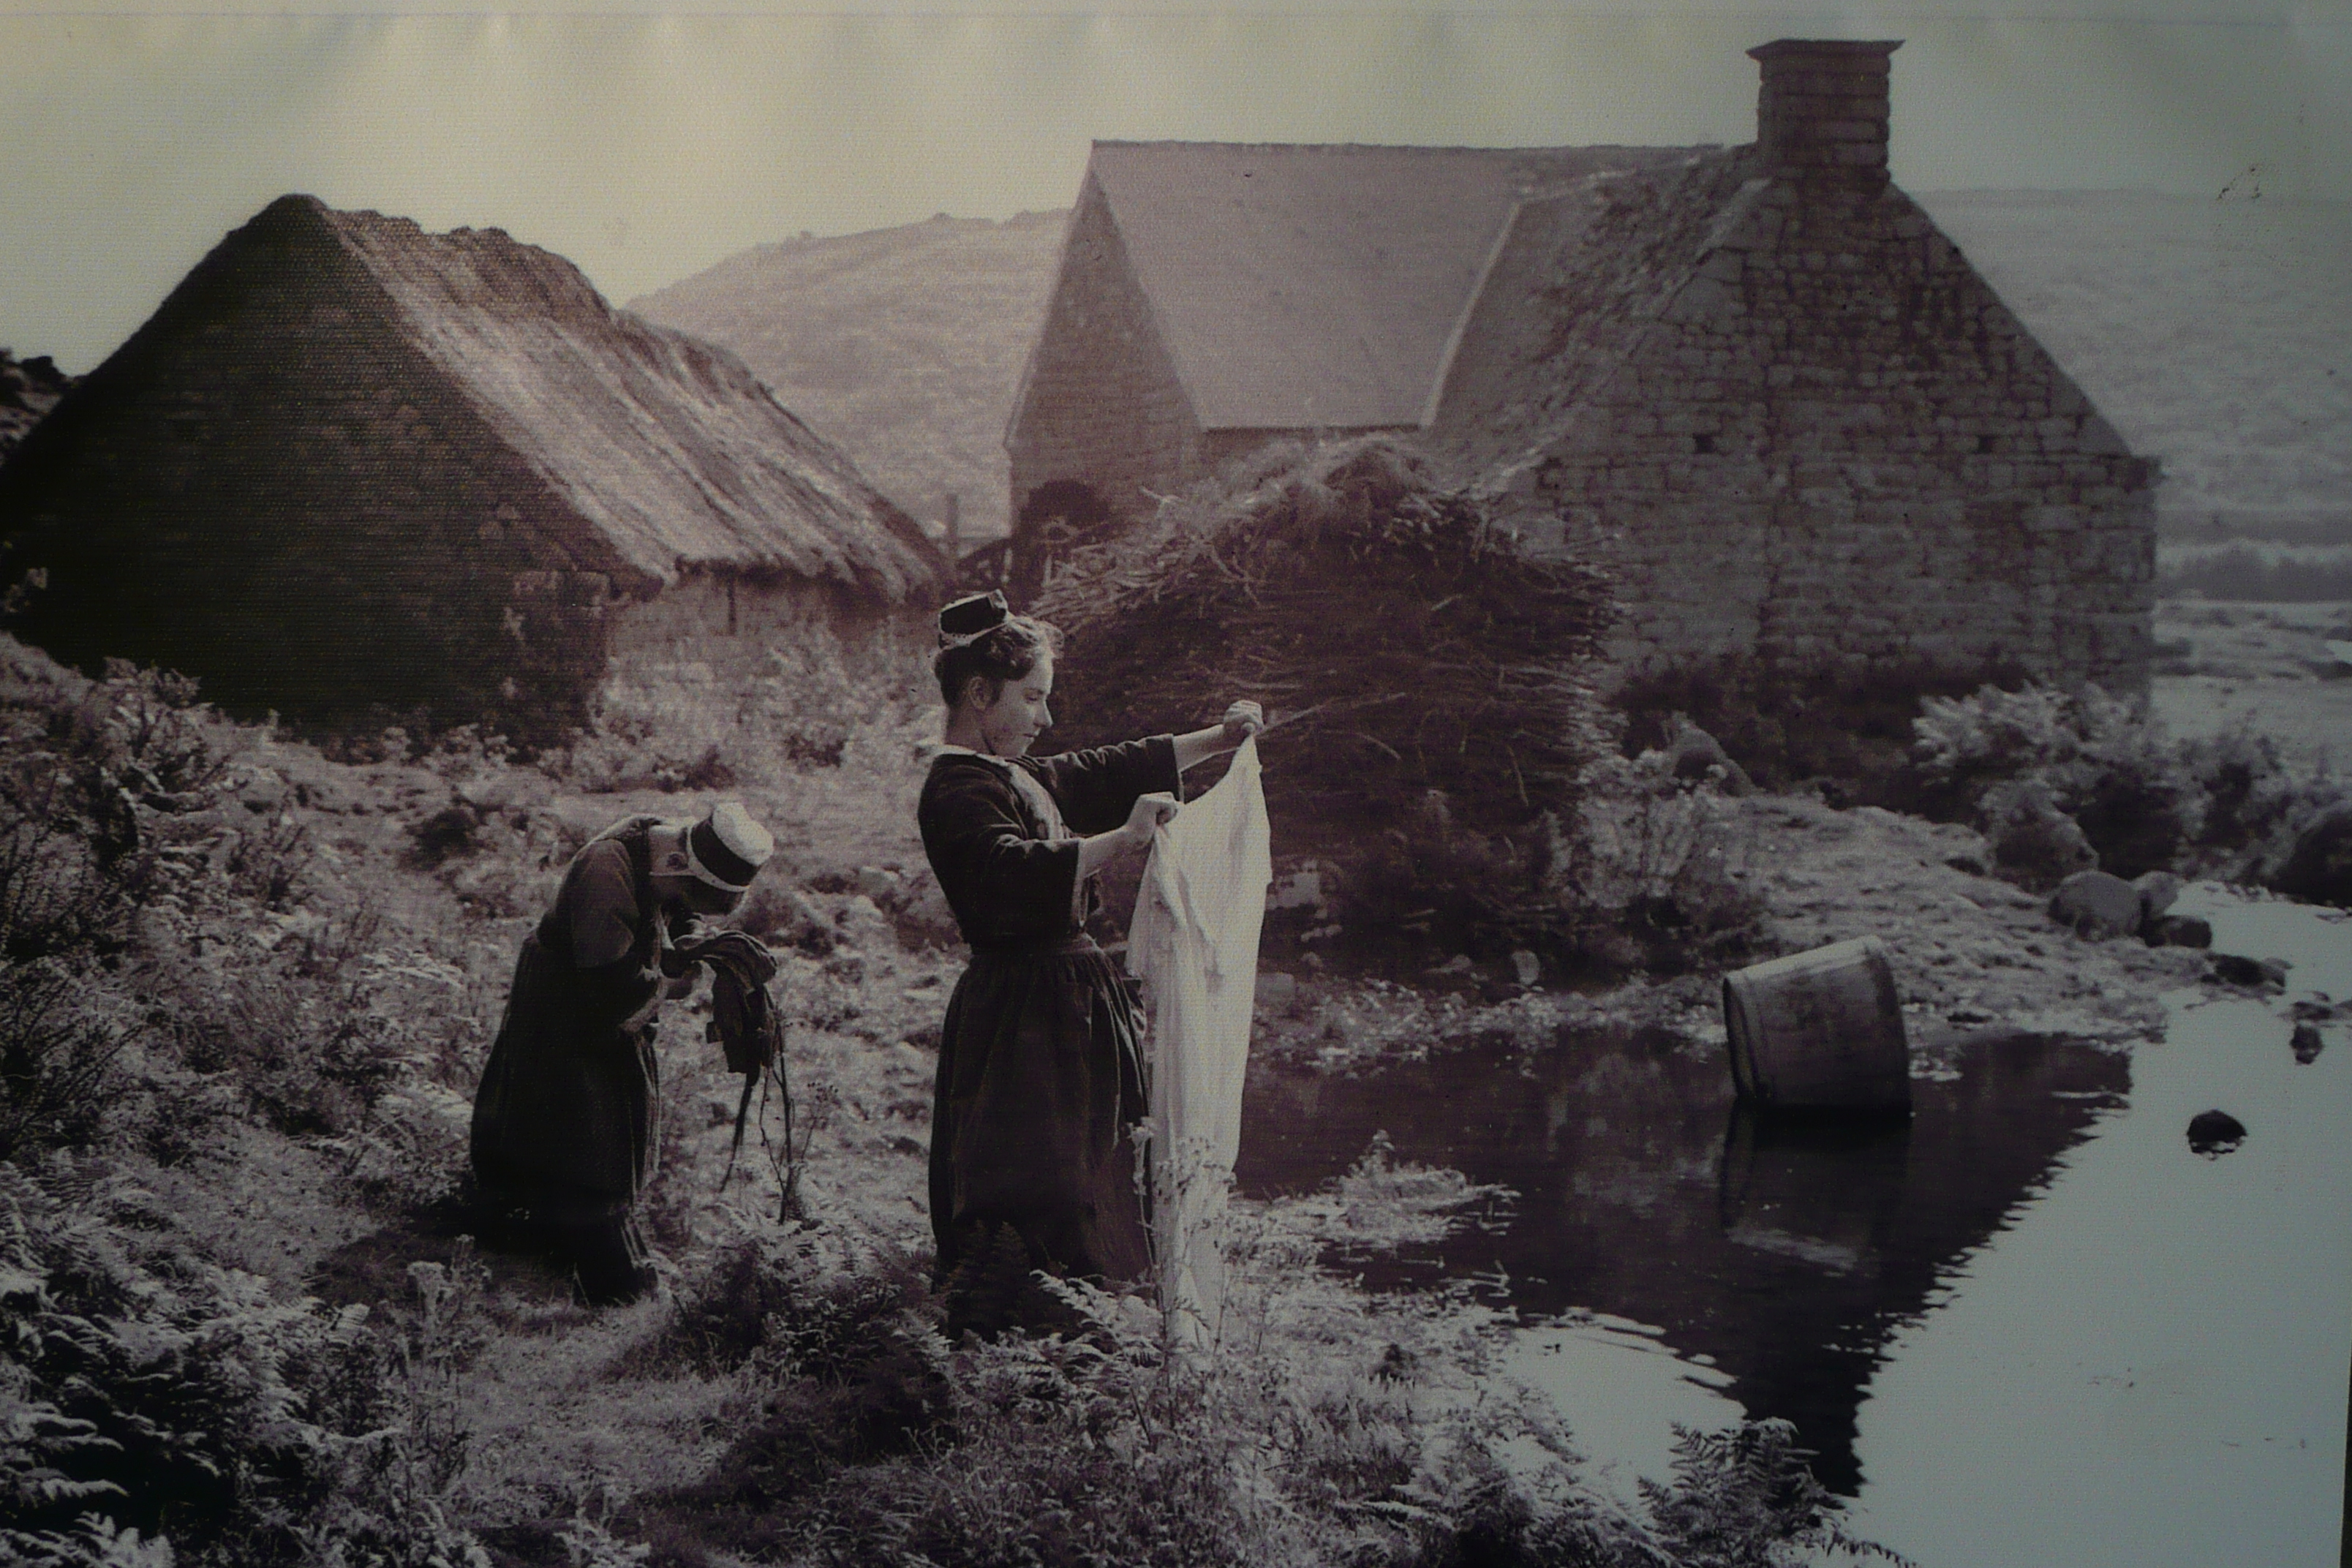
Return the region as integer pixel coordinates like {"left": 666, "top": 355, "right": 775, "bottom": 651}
{"left": 558, "top": 619, "right": 936, "bottom": 792}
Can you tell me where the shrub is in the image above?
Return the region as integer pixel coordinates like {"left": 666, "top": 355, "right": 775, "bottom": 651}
{"left": 0, "top": 657, "right": 246, "bottom": 1160}
{"left": 1910, "top": 683, "right": 2205, "bottom": 881}
{"left": 1613, "top": 654, "right": 2022, "bottom": 805}
{"left": 1539, "top": 751, "right": 1768, "bottom": 975}
{"left": 670, "top": 1215, "right": 932, "bottom": 1376}
{"left": 0, "top": 960, "right": 144, "bottom": 1161}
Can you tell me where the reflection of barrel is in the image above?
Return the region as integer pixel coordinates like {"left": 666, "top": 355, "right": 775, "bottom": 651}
{"left": 1724, "top": 937, "right": 1911, "bottom": 1112}
{"left": 1716, "top": 1102, "right": 1912, "bottom": 1274}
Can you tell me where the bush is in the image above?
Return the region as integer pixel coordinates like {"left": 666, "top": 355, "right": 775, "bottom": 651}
{"left": 0, "top": 657, "right": 245, "bottom": 1161}
{"left": 1909, "top": 682, "right": 2205, "bottom": 881}
{"left": 647, "top": 1211, "right": 1892, "bottom": 1568}
{"left": 671, "top": 1218, "right": 932, "bottom": 1377}
{"left": 1613, "top": 655, "right": 2024, "bottom": 806}
{"left": 1538, "top": 751, "right": 1768, "bottom": 975}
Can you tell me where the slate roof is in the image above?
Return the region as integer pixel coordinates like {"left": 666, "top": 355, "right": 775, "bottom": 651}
{"left": 1083, "top": 141, "right": 1700, "bottom": 432}
{"left": 1428, "top": 148, "right": 1757, "bottom": 477}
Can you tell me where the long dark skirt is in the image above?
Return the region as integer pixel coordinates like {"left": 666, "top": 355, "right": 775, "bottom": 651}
{"left": 930, "top": 938, "right": 1152, "bottom": 1332}
{"left": 472, "top": 938, "right": 661, "bottom": 1202}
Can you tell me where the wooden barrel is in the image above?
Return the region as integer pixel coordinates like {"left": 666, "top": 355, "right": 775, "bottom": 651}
{"left": 1722, "top": 937, "right": 1911, "bottom": 1112}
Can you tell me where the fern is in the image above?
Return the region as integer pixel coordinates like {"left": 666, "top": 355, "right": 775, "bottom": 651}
{"left": 1637, "top": 1419, "right": 1913, "bottom": 1568}
{"left": 0, "top": 1165, "right": 491, "bottom": 1567}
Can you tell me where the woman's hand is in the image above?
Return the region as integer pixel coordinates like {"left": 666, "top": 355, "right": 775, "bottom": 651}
{"left": 1173, "top": 702, "right": 1264, "bottom": 772}
{"left": 1123, "top": 791, "right": 1180, "bottom": 849}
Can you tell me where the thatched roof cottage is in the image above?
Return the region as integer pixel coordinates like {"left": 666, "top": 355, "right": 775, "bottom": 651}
{"left": 0, "top": 195, "right": 946, "bottom": 739}
{"left": 1005, "top": 39, "right": 2156, "bottom": 696}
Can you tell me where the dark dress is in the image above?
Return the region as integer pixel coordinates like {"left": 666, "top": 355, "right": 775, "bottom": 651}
{"left": 470, "top": 815, "right": 670, "bottom": 1292}
{"left": 918, "top": 736, "right": 1181, "bottom": 1326}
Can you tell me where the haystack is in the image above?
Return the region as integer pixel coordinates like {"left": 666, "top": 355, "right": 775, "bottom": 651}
{"left": 1036, "top": 437, "right": 1618, "bottom": 933}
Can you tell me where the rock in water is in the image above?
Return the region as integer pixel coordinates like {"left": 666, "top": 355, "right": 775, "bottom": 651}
{"left": 2049, "top": 870, "right": 2143, "bottom": 939}
{"left": 2208, "top": 951, "right": 2291, "bottom": 990}
{"left": 2186, "top": 1109, "right": 2247, "bottom": 1158}
{"left": 2145, "top": 913, "right": 2213, "bottom": 949}
{"left": 2292, "top": 1022, "right": 2326, "bottom": 1064}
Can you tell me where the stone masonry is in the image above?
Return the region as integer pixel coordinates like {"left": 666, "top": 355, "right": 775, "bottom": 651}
{"left": 1436, "top": 40, "right": 2157, "bottom": 695}
{"left": 1005, "top": 176, "right": 1203, "bottom": 553}
{"left": 0, "top": 196, "right": 938, "bottom": 741}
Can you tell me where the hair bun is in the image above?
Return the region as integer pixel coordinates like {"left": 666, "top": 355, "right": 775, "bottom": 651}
{"left": 937, "top": 589, "right": 1011, "bottom": 647}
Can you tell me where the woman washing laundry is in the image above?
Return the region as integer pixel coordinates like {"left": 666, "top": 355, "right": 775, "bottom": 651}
{"left": 917, "top": 589, "right": 1260, "bottom": 1337}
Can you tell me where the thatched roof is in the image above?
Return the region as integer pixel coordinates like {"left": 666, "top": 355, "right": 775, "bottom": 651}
{"left": 90, "top": 196, "right": 934, "bottom": 602}
{"left": 303, "top": 198, "right": 943, "bottom": 598}
{"left": 1081, "top": 141, "right": 1700, "bottom": 433}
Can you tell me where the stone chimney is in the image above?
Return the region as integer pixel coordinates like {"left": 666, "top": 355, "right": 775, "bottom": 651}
{"left": 1747, "top": 39, "right": 1902, "bottom": 186}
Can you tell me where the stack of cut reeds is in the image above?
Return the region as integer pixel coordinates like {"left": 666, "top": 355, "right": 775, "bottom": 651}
{"left": 1038, "top": 436, "right": 1619, "bottom": 927}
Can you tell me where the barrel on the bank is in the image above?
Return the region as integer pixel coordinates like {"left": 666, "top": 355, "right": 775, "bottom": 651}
{"left": 1723, "top": 937, "right": 1911, "bottom": 1112}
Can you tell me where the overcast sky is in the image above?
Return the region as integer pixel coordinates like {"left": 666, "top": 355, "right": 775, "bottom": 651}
{"left": 3, "top": 0, "right": 2346, "bottom": 372}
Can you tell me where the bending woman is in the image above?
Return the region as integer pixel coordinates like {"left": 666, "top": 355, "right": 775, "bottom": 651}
{"left": 918, "top": 589, "right": 1259, "bottom": 1337}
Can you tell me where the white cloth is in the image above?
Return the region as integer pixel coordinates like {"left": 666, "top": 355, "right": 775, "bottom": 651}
{"left": 1128, "top": 736, "right": 1272, "bottom": 1343}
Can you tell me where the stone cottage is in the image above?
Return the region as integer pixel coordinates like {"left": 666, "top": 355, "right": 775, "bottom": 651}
{"left": 0, "top": 195, "right": 946, "bottom": 739}
{"left": 1006, "top": 39, "right": 2157, "bottom": 695}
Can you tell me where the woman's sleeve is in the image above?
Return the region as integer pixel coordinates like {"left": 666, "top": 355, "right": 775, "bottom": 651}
{"left": 922, "top": 767, "right": 1084, "bottom": 943}
{"left": 566, "top": 842, "right": 643, "bottom": 968}
{"left": 1031, "top": 735, "right": 1182, "bottom": 835}
{"left": 562, "top": 842, "right": 666, "bottom": 1022}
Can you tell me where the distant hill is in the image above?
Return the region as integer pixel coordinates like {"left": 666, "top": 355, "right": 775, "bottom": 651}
{"left": 1917, "top": 190, "right": 2352, "bottom": 540}
{"left": 630, "top": 211, "right": 1068, "bottom": 546}
{"left": 634, "top": 192, "right": 2349, "bottom": 554}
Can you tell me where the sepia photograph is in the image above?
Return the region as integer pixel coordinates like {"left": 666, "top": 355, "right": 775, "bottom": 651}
{"left": 1, "top": 2, "right": 2346, "bottom": 1564}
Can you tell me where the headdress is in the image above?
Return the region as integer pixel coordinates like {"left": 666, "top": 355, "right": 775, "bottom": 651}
{"left": 682, "top": 800, "right": 774, "bottom": 892}
{"left": 936, "top": 589, "right": 1010, "bottom": 649}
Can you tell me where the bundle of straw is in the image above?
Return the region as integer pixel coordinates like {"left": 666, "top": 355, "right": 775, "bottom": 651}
{"left": 1037, "top": 437, "right": 1619, "bottom": 918}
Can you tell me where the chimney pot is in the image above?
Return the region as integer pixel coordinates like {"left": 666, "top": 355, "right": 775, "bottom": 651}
{"left": 1747, "top": 38, "right": 1902, "bottom": 186}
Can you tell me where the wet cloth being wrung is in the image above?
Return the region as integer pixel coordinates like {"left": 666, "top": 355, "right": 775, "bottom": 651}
{"left": 1128, "top": 735, "right": 1272, "bottom": 1341}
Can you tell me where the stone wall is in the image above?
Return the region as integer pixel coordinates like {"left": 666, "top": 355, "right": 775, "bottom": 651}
{"left": 0, "top": 199, "right": 636, "bottom": 739}
{"left": 1005, "top": 175, "right": 1202, "bottom": 570}
{"left": 605, "top": 570, "right": 909, "bottom": 684}
{"left": 1510, "top": 165, "right": 2155, "bottom": 696}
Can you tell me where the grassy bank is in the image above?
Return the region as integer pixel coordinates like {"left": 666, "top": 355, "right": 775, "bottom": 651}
{"left": 1, "top": 636, "right": 1911, "bottom": 1568}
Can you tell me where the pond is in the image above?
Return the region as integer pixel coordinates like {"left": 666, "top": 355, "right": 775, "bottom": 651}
{"left": 1235, "top": 891, "right": 2352, "bottom": 1567}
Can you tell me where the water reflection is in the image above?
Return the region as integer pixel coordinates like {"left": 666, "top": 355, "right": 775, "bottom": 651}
{"left": 1236, "top": 1026, "right": 2129, "bottom": 1493}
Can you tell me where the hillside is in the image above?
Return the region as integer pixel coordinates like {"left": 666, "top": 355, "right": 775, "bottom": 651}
{"left": 630, "top": 191, "right": 2345, "bottom": 557}
{"left": 630, "top": 211, "right": 1068, "bottom": 546}
{"left": 1917, "top": 190, "right": 2352, "bottom": 540}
